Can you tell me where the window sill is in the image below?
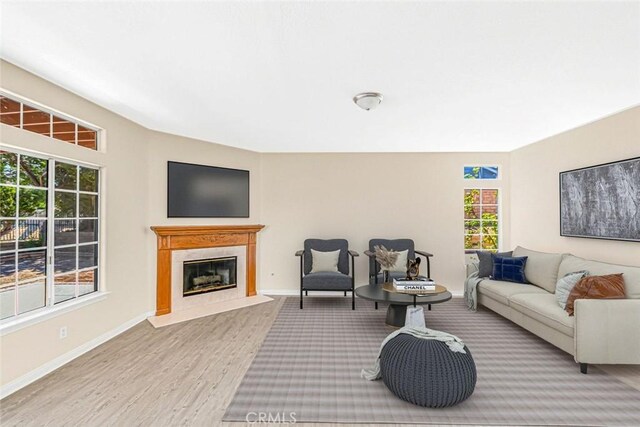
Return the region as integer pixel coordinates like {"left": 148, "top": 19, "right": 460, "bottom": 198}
{"left": 0, "top": 292, "right": 110, "bottom": 336}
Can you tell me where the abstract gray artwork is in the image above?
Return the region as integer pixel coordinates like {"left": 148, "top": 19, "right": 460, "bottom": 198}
{"left": 560, "top": 157, "right": 640, "bottom": 241}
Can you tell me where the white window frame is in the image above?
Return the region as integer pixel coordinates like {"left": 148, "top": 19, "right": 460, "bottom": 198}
{"left": 463, "top": 187, "right": 502, "bottom": 253}
{"left": 463, "top": 165, "right": 501, "bottom": 180}
{"left": 0, "top": 147, "right": 103, "bottom": 330}
{"left": 0, "top": 88, "right": 103, "bottom": 151}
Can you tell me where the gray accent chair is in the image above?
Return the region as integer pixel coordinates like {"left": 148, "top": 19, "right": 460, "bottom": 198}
{"left": 364, "top": 238, "right": 433, "bottom": 309}
{"left": 295, "top": 239, "right": 359, "bottom": 310}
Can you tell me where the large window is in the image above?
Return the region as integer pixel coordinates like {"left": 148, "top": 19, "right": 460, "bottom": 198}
{"left": 0, "top": 92, "right": 99, "bottom": 150}
{"left": 0, "top": 149, "right": 100, "bottom": 320}
{"left": 464, "top": 188, "right": 499, "bottom": 253}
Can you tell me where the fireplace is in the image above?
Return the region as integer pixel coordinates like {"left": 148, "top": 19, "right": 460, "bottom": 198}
{"left": 151, "top": 225, "right": 264, "bottom": 316}
{"left": 183, "top": 256, "right": 237, "bottom": 297}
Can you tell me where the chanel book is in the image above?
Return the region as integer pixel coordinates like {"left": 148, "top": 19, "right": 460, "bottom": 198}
{"left": 393, "top": 278, "right": 436, "bottom": 291}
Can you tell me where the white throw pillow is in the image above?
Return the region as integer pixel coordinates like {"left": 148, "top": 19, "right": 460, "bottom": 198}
{"left": 381, "top": 250, "right": 409, "bottom": 273}
{"left": 555, "top": 271, "right": 588, "bottom": 309}
{"left": 310, "top": 249, "right": 340, "bottom": 273}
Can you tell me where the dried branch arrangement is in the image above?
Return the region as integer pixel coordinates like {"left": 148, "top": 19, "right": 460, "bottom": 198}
{"left": 374, "top": 245, "right": 398, "bottom": 270}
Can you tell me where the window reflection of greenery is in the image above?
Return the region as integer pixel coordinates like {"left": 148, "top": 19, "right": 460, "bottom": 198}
{"left": 464, "top": 188, "right": 499, "bottom": 252}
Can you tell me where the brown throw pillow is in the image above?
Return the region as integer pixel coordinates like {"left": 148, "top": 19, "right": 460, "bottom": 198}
{"left": 565, "top": 274, "right": 626, "bottom": 316}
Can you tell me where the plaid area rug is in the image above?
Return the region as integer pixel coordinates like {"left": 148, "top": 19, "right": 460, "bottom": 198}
{"left": 224, "top": 297, "right": 640, "bottom": 425}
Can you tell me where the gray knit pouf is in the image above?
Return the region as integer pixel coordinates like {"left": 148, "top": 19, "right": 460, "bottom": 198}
{"left": 380, "top": 334, "right": 477, "bottom": 407}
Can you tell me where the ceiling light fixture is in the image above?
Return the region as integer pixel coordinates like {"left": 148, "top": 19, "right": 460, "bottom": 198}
{"left": 353, "top": 92, "right": 383, "bottom": 110}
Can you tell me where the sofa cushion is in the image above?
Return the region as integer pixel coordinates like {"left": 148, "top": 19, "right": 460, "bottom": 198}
{"left": 477, "top": 279, "right": 548, "bottom": 306}
{"left": 302, "top": 272, "right": 352, "bottom": 290}
{"left": 512, "top": 246, "right": 565, "bottom": 293}
{"left": 492, "top": 255, "right": 528, "bottom": 283}
{"left": 565, "top": 274, "right": 626, "bottom": 316}
{"left": 477, "top": 250, "right": 512, "bottom": 278}
{"left": 555, "top": 270, "right": 588, "bottom": 310}
{"left": 559, "top": 255, "right": 640, "bottom": 299}
{"left": 509, "top": 293, "right": 575, "bottom": 337}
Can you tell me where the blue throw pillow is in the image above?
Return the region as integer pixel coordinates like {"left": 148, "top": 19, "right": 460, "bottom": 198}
{"left": 491, "top": 255, "right": 528, "bottom": 284}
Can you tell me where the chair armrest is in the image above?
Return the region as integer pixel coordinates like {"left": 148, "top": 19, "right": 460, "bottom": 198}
{"left": 295, "top": 250, "right": 304, "bottom": 257}
{"left": 364, "top": 250, "right": 375, "bottom": 258}
{"left": 415, "top": 250, "right": 433, "bottom": 258}
{"left": 348, "top": 250, "right": 359, "bottom": 257}
{"left": 575, "top": 299, "right": 640, "bottom": 364}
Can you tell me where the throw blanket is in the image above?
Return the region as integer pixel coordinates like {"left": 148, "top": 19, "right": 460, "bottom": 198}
{"left": 361, "top": 326, "right": 466, "bottom": 381}
{"left": 464, "top": 270, "right": 483, "bottom": 311}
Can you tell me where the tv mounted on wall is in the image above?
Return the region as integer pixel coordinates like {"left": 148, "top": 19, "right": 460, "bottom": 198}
{"left": 167, "top": 161, "right": 250, "bottom": 218}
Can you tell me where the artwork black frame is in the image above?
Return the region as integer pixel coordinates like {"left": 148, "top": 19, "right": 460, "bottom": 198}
{"left": 559, "top": 156, "right": 640, "bottom": 242}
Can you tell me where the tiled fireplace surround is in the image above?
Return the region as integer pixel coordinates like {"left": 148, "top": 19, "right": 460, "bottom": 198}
{"left": 150, "top": 225, "right": 264, "bottom": 317}
{"left": 172, "top": 246, "right": 246, "bottom": 311}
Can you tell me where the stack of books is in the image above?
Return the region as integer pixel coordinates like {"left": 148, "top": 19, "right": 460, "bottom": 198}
{"left": 393, "top": 277, "right": 436, "bottom": 291}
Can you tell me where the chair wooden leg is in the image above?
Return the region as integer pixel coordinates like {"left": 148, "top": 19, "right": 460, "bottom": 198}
{"left": 300, "top": 289, "right": 303, "bottom": 309}
{"left": 344, "top": 291, "right": 347, "bottom": 296}
{"left": 580, "top": 363, "right": 588, "bottom": 374}
{"left": 305, "top": 290, "right": 308, "bottom": 296}
{"left": 375, "top": 302, "right": 378, "bottom": 310}
{"left": 352, "top": 291, "right": 355, "bottom": 310}
{"left": 428, "top": 304, "right": 431, "bottom": 311}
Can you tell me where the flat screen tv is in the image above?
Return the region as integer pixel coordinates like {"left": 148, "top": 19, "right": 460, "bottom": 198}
{"left": 167, "top": 161, "right": 249, "bottom": 218}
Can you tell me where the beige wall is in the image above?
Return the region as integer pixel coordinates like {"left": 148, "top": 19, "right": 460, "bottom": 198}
{"left": 146, "top": 131, "right": 261, "bottom": 229}
{"left": 0, "top": 61, "right": 262, "bottom": 388}
{"left": 1, "top": 60, "right": 151, "bottom": 386}
{"left": 510, "top": 106, "right": 640, "bottom": 266}
{"left": 145, "top": 131, "right": 262, "bottom": 310}
{"left": 259, "top": 153, "right": 511, "bottom": 295}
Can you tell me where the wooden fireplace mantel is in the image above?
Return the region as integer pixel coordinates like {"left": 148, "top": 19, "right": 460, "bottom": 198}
{"left": 150, "top": 225, "right": 265, "bottom": 316}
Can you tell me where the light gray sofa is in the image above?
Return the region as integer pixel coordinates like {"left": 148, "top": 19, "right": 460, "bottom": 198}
{"left": 467, "top": 246, "right": 640, "bottom": 373}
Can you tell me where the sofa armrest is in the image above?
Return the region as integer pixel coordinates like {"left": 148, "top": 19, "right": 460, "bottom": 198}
{"left": 575, "top": 299, "right": 640, "bottom": 364}
{"left": 466, "top": 262, "right": 479, "bottom": 278}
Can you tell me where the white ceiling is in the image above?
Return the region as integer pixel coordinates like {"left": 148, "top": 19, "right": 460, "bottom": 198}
{"left": 1, "top": 1, "right": 639, "bottom": 153}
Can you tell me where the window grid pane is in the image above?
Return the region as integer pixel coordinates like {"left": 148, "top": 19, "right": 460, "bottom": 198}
{"left": 464, "top": 166, "right": 499, "bottom": 180}
{"left": 0, "top": 93, "right": 99, "bottom": 151}
{"left": 0, "top": 96, "right": 21, "bottom": 128}
{"left": 8, "top": 153, "right": 50, "bottom": 316}
{"left": 1, "top": 149, "right": 100, "bottom": 321}
{"left": 464, "top": 188, "right": 499, "bottom": 253}
{"left": 0, "top": 151, "right": 18, "bottom": 184}
{"left": 51, "top": 160, "right": 99, "bottom": 304}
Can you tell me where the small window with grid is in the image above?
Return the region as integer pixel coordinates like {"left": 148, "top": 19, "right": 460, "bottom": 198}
{"left": 464, "top": 188, "right": 499, "bottom": 253}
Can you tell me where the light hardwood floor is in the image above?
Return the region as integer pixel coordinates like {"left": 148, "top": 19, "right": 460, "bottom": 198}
{"left": 1, "top": 296, "right": 639, "bottom": 427}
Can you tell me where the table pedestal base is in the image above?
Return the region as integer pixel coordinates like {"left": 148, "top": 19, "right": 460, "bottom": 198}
{"left": 386, "top": 304, "right": 429, "bottom": 327}
{"left": 386, "top": 304, "right": 406, "bottom": 327}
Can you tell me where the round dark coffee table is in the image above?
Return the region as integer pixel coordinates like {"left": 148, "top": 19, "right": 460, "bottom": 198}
{"left": 355, "top": 283, "right": 452, "bottom": 327}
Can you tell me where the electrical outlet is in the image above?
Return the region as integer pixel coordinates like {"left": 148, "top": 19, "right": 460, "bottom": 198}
{"left": 59, "top": 326, "right": 68, "bottom": 339}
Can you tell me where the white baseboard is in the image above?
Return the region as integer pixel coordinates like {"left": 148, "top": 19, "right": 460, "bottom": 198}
{"left": 260, "top": 289, "right": 464, "bottom": 298}
{"left": 0, "top": 310, "right": 154, "bottom": 400}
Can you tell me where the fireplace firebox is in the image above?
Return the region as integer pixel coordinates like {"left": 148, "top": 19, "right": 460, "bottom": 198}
{"left": 183, "top": 256, "right": 237, "bottom": 297}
